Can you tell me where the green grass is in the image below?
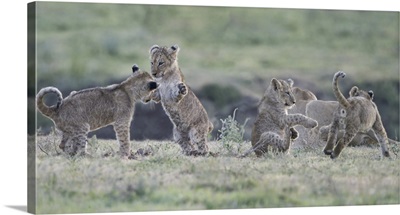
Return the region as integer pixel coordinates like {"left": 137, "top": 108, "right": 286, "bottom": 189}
{"left": 34, "top": 133, "right": 400, "bottom": 214}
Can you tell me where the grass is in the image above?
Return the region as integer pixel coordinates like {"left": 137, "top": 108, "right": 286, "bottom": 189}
{"left": 33, "top": 132, "right": 400, "bottom": 214}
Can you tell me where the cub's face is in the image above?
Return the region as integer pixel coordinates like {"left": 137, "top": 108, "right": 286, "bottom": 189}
{"left": 149, "top": 44, "right": 179, "bottom": 78}
{"left": 269, "top": 78, "right": 296, "bottom": 108}
{"left": 142, "top": 81, "right": 158, "bottom": 103}
{"left": 130, "top": 64, "right": 158, "bottom": 103}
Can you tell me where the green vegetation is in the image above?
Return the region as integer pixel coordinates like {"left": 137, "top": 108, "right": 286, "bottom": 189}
{"left": 34, "top": 132, "right": 399, "bottom": 214}
{"left": 218, "top": 108, "right": 249, "bottom": 155}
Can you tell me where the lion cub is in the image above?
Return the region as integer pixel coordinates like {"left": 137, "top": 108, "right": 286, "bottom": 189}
{"left": 149, "top": 44, "right": 213, "bottom": 156}
{"left": 241, "top": 78, "right": 318, "bottom": 157}
{"left": 322, "top": 71, "right": 390, "bottom": 159}
{"left": 36, "top": 65, "right": 158, "bottom": 158}
{"left": 318, "top": 87, "right": 374, "bottom": 143}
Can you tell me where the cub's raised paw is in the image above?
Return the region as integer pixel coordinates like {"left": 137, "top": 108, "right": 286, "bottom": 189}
{"left": 178, "top": 83, "right": 187, "bottom": 95}
{"left": 289, "top": 127, "right": 299, "bottom": 140}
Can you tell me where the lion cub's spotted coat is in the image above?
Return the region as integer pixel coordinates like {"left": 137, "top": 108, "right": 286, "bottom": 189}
{"left": 241, "top": 78, "right": 318, "bottom": 157}
{"left": 318, "top": 86, "right": 378, "bottom": 145}
{"left": 36, "top": 65, "right": 158, "bottom": 158}
{"left": 149, "top": 44, "right": 213, "bottom": 156}
{"left": 323, "top": 71, "right": 390, "bottom": 159}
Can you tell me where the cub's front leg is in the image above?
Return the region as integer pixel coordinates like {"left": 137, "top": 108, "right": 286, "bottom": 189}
{"left": 289, "top": 127, "right": 299, "bottom": 140}
{"left": 150, "top": 88, "right": 161, "bottom": 103}
{"left": 285, "top": 114, "right": 318, "bottom": 129}
{"left": 173, "top": 82, "right": 188, "bottom": 102}
{"left": 114, "top": 120, "right": 132, "bottom": 159}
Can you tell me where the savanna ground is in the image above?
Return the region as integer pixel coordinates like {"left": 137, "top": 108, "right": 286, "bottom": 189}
{"left": 32, "top": 128, "right": 400, "bottom": 214}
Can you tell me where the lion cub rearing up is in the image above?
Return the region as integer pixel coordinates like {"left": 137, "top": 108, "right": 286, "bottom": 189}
{"left": 149, "top": 44, "right": 213, "bottom": 156}
{"left": 36, "top": 65, "right": 158, "bottom": 158}
{"left": 242, "top": 78, "right": 318, "bottom": 157}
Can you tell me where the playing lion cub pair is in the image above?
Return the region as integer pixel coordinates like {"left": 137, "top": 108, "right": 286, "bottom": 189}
{"left": 37, "top": 44, "right": 391, "bottom": 159}
{"left": 37, "top": 45, "right": 212, "bottom": 159}
{"left": 241, "top": 71, "right": 391, "bottom": 159}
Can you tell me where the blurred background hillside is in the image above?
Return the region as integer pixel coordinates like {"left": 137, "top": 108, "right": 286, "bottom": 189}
{"left": 29, "top": 2, "right": 399, "bottom": 141}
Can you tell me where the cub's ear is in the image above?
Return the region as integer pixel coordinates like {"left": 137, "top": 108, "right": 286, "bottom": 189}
{"left": 349, "top": 86, "right": 359, "bottom": 97}
{"left": 168, "top": 44, "right": 180, "bottom": 58}
{"left": 271, "top": 78, "right": 282, "bottom": 91}
{"left": 149, "top": 45, "right": 160, "bottom": 55}
{"left": 368, "top": 90, "right": 374, "bottom": 100}
{"left": 132, "top": 64, "right": 139, "bottom": 73}
{"left": 287, "top": 78, "right": 294, "bottom": 87}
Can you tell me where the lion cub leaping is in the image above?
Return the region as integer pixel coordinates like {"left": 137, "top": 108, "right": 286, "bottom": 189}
{"left": 36, "top": 65, "right": 158, "bottom": 158}
{"left": 149, "top": 44, "right": 213, "bottom": 156}
{"left": 241, "top": 78, "right": 318, "bottom": 157}
{"left": 323, "top": 71, "right": 390, "bottom": 159}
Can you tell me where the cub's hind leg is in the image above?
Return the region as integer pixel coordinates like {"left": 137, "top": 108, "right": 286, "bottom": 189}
{"left": 59, "top": 133, "right": 71, "bottom": 152}
{"left": 319, "top": 125, "right": 330, "bottom": 142}
{"left": 331, "top": 124, "right": 358, "bottom": 159}
{"left": 242, "top": 131, "right": 289, "bottom": 157}
{"left": 323, "top": 117, "right": 340, "bottom": 155}
{"left": 189, "top": 127, "right": 209, "bottom": 156}
{"left": 242, "top": 132, "right": 275, "bottom": 158}
{"left": 253, "top": 132, "right": 282, "bottom": 156}
{"left": 63, "top": 133, "right": 88, "bottom": 156}
{"left": 371, "top": 118, "right": 390, "bottom": 158}
{"left": 173, "top": 127, "right": 196, "bottom": 156}
{"left": 62, "top": 124, "right": 89, "bottom": 156}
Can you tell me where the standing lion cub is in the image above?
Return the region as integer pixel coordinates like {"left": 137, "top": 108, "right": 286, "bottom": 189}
{"left": 36, "top": 65, "right": 158, "bottom": 158}
{"left": 149, "top": 44, "right": 213, "bottom": 156}
{"left": 241, "top": 78, "right": 318, "bottom": 157}
{"left": 322, "top": 71, "right": 390, "bottom": 159}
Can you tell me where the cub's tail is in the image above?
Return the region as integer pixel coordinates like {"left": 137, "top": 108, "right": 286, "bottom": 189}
{"left": 333, "top": 71, "right": 350, "bottom": 108}
{"left": 36, "top": 86, "right": 63, "bottom": 119}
